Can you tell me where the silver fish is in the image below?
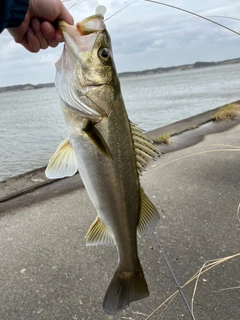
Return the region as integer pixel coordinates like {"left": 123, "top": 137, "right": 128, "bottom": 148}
{"left": 46, "top": 6, "right": 160, "bottom": 314}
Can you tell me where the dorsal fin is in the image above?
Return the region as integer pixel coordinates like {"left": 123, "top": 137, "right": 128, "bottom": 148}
{"left": 130, "top": 121, "right": 161, "bottom": 174}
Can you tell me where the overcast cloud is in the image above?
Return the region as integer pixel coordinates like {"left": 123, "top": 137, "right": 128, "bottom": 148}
{"left": 0, "top": 0, "right": 239, "bottom": 87}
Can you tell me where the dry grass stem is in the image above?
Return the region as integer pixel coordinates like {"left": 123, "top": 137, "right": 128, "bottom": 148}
{"left": 143, "top": 147, "right": 240, "bottom": 176}
{"left": 145, "top": 253, "right": 240, "bottom": 319}
{"left": 190, "top": 253, "right": 240, "bottom": 316}
{"left": 145, "top": 292, "right": 178, "bottom": 320}
{"left": 211, "top": 144, "right": 240, "bottom": 149}
{"left": 143, "top": 142, "right": 240, "bottom": 318}
{"left": 133, "top": 312, "right": 149, "bottom": 316}
{"left": 218, "top": 285, "right": 240, "bottom": 292}
{"left": 237, "top": 204, "right": 240, "bottom": 223}
{"left": 156, "top": 295, "right": 177, "bottom": 319}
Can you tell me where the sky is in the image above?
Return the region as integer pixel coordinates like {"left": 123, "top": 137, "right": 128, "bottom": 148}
{"left": 0, "top": 0, "right": 239, "bottom": 87}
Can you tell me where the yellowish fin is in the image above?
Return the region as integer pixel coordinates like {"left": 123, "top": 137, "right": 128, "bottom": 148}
{"left": 137, "top": 187, "right": 160, "bottom": 237}
{"left": 45, "top": 139, "right": 78, "bottom": 179}
{"left": 85, "top": 217, "right": 114, "bottom": 246}
{"left": 103, "top": 264, "right": 149, "bottom": 314}
{"left": 131, "top": 121, "right": 161, "bottom": 175}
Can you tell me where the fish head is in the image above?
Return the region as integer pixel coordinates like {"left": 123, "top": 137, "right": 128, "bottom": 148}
{"left": 56, "top": 7, "right": 119, "bottom": 121}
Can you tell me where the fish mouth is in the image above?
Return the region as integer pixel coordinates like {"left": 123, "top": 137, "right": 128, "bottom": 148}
{"left": 58, "top": 14, "right": 105, "bottom": 57}
{"left": 55, "top": 15, "right": 106, "bottom": 120}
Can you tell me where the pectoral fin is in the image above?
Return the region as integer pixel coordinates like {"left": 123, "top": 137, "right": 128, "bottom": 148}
{"left": 45, "top": 138, "right": 78, "bottom": 179}
{"left": 137, "top": 187, "right": 160, "bottom": 237}
{"left": 83, "top": 121, "right": 112, "bottom": 159}
{"left": 86, "top": 217, "right": 114, "bottom": 246}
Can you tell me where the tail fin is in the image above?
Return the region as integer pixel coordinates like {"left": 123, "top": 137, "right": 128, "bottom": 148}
{"left": 103, "top": 265, "right": 149, "bottom": 314}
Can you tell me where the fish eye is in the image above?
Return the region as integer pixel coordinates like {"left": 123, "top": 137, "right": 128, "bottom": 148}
{"left": 98, "top": 48, "right": 111, "bottom": 62}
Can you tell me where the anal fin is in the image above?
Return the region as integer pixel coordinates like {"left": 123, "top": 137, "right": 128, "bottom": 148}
{"left": 86, "top": 217, "right": 114, "bottom": 246}
{"left": 137, "top": 187, "right": 160, "bottom": 237}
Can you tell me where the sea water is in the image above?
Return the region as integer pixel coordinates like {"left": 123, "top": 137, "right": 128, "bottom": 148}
{"left": 0, "top": 63, "right": 239, "bottom": 181}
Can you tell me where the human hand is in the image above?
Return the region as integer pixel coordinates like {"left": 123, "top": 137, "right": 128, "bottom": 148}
{"left": 8, "top": 0, "right": 74, "bottom": 52}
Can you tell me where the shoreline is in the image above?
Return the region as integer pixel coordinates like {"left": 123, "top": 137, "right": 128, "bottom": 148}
{"left": 1, "top": 100, "right": 240, "bottom": 203}
{"left": 1, "top": 57, "right": 240, "bottom": 93}
{"left": 1, "top": 103, "right": 240, "bottom": 319}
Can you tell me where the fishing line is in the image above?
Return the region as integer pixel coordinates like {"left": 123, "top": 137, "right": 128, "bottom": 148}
{"left": 152, "top": 232, "right": 196, "bottom": 320}
{"left": 104, "top": 0, "right": 139, "bottom": 21}
{"left": 145, "top": 0, "right": 240, "bottom": 37}
{"left": 207, "top": 16, "right": 240, "bottom": 22}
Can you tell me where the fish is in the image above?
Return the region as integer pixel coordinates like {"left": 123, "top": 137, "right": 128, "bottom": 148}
{"left": 45, "top": 6, "right": 161, "bottom": 314}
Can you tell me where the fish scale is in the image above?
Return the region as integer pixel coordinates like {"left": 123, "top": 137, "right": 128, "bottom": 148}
{"left": 45, "top": 6, "right": 161, "bottom": 314}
